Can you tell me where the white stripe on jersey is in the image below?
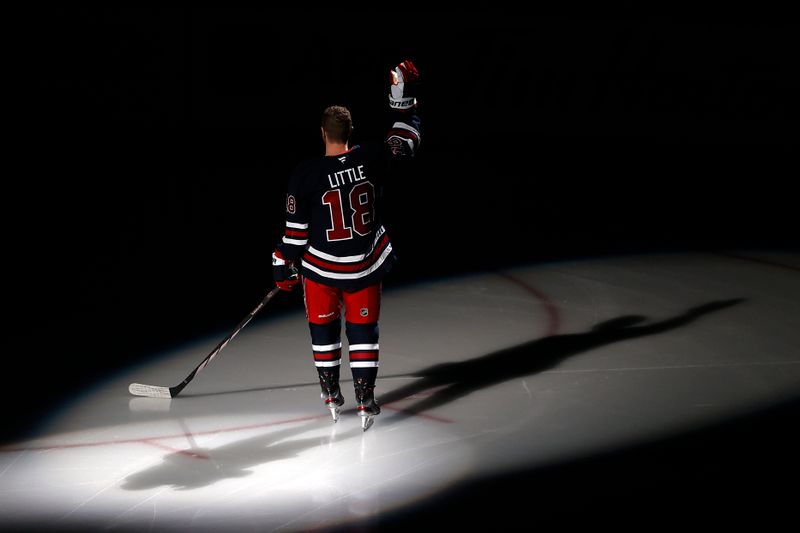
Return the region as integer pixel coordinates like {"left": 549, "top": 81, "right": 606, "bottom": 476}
{"left": 302, "top": 244, "right": 393, "bottom": 280}
{"left": 307, "top": 226, "right": 386, "bottom": 263}
{"left": 286, "top": 221, "right": 309, "bottom": 229}
{"left": 392, "top": 121, "right": 421, "bottom": 140}
{"left": 350, "top": 361, "right": 380, "bottom": 368}
{"left": 315, "top": 360, "right": 342, "bottom": 367}
{"left": 312, "top": 343, "right": 342, "bottom": 352}
{"left": 283, "top": 237, "right": 308, "bottom": 246}
{"left": 307, "top": 247, "right": 369, "bottom": 263}
{"left": 349, "top": 343, "right": 379, "bottom": 351}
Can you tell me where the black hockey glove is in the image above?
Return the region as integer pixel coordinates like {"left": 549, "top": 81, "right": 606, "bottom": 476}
{"left": 272, "top": 250, "right": 299, "bottom": 291}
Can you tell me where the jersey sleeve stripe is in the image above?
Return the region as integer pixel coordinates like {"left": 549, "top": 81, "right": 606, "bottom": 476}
{"left": 286, "top": 221, "right": 309, "bottom": 229}
{"left": 282, "top": 237, "right": 308, "bottom": 246}
{"left": 391, "top": 122, "right": 422, "bottom": 140}
{"left": 391, "top": 121, "right": 421, "bottom": 140}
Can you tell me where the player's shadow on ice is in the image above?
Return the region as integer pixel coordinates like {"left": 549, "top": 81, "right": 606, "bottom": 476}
{"left": 122, "top": 421, "right": 361, "bottom": 491}
{"left": 380, "top": 298, "right": 744, "bottom": 423}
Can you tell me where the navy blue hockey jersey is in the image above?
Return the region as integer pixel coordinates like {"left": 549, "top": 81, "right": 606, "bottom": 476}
{"left": 274, "top": 111, "right": 420, "bottom": 290}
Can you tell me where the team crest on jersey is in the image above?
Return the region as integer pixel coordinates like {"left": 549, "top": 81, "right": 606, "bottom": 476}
{"left": 386, "top": 136, "right": 404, "bottom": 156}
{"left": 286, "top": 195, "right": 296, "bottom": 214}
{"left": 360, "top": 308, "right": 369, "bottom": 317}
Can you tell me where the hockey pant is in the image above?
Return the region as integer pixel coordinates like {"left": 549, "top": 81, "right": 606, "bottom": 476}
{"left": 304, "top": 278, "right": 380, "bottom": 388}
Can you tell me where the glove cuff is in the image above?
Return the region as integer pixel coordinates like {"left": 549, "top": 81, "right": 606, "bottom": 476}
{"left": 274, "top": 263, "right": 298, "bottom": 282}
{"left": 272, "top": 250, "right": 287, "bottom": 266}
{"left": 388, "top": 96, "right": 417, "bottom": 110}
{"left": 273, "top": 249, "right": 299, "bottom": 282}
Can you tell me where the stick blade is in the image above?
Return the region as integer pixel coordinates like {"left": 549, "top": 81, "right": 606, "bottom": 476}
{"left": 128, "top": 382, "right": 173, "bottom": 399}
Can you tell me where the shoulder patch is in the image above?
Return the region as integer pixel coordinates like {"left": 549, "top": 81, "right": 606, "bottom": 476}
{"left": 386, "top": 135, "right": 406, "bottom": 156}
{"left": 286, "top": 194, "right": 296, "bottom": 214}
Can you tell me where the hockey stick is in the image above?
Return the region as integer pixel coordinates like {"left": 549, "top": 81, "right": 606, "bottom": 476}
{"left": 128, "top": 287, "right": 282, "bottom": 399}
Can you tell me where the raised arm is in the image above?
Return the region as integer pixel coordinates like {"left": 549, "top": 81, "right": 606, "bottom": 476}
{"left": 385, "top": 60, "right": 421, "bottom": 158}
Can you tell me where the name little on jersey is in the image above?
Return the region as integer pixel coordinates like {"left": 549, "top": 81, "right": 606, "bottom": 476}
{"left": 328, "top": 165, "right": 368, "bottom": 189}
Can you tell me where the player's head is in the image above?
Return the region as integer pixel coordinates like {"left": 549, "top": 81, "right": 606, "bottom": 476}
{"left": 321, "top": 106, "right": 353, "bottom": 144}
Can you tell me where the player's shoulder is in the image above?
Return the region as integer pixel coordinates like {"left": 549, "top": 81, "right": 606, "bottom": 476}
{"left": 288, "top": 157, "right": 326, "bottom": 183}
{"left": 291, "top": 157, "right": 323, "bottom": 174}
{"left": 350, "top": 142, "right": 388, "bottom": 162}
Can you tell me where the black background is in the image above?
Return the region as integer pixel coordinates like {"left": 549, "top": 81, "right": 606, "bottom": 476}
{"left": 8, "top": 8, "right": 799, "bottom": 528}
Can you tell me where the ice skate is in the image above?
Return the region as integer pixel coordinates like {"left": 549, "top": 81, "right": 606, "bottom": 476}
{"left": 354, "top": 380, "right": 381, "bottom": 431}
{"left": 322, "top": 388, "right": 344, "bottom": 422}
{"left": 318, "top": 370, "right": 345, "bottom": 422}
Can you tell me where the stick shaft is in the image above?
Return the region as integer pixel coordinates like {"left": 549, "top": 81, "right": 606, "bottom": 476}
{"left": 130, "top": 288, "right": 282, "bottom": 398}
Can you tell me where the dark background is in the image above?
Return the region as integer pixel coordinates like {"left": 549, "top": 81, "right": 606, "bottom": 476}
{"left": 8, "top": 8, "right": 799, "bottom": 527}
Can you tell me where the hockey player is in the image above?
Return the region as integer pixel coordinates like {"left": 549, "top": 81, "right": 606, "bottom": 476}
{"left": 272, "top": 60, "right": 421, "bottom": 430}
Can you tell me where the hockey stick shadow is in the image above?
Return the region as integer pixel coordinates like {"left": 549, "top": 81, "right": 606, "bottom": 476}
{"left": 379, "top": 298, "right": 745, "bottom": 424}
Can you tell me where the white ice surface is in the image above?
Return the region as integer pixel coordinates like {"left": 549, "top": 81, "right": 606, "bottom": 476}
{"left": 1, "top": 252, "right": 799, "bottom": 531}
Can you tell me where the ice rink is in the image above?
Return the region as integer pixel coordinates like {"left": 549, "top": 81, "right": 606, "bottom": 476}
{"left": 2, "top": 251, "right": 799, "bottom": 531}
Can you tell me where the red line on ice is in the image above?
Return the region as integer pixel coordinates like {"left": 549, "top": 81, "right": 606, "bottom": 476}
{"left": 496, "top": 271, "right": 561, "bottom": 336}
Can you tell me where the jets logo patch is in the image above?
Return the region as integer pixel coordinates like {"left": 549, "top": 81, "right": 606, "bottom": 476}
{"left": 386, "top": 136, "right": 404, "bottom": 156}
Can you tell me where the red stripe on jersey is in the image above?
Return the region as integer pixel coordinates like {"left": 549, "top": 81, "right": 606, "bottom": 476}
{"left": 349, "top": 351, "right": 379, "bottom": 360}
{"left": 303, "top": 235, "right": 390, "bottom": 273}
{"left": 285, "top": 229, "right": 308, "bottom": 238}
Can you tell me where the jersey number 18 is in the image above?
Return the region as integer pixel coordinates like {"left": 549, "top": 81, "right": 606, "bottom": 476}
{"left": 322, "top": 182, "right": 375, "bottom": 242}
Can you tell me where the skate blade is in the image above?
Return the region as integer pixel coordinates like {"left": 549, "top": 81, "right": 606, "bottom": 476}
{"left": 329, "top": 406, "right": 340, "bottom": 423}
{"left": 360, "top": 413, "right": 374, "bottom": 431}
